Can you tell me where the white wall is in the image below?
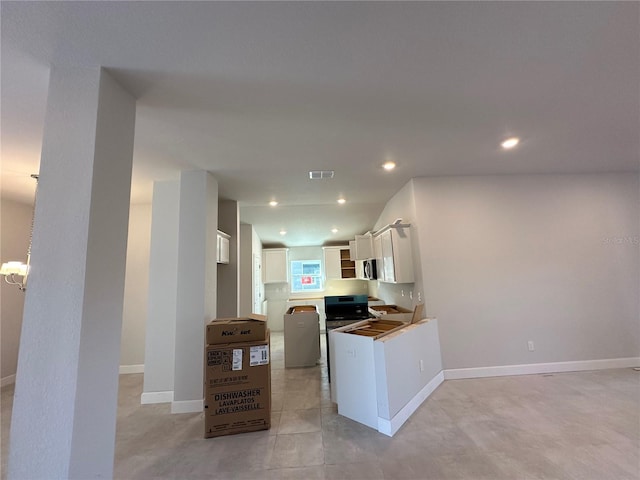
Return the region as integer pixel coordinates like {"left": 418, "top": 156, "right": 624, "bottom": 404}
{"left": 143, "top": 180, "right": 179, "bottom": 399}
{"left": 239, "top": 224, "right": 253, "bottom": 316}
{"left": 0, "top": 199, "right": 32, "bottom": 383}
{"left": 239, "top": 223, "right": 263, "bottom": 316}
{"left": 409, "top": 173, "right": 639, "bottom": 369}
{"left": 1, "top": 200, "right": 154, "bottom": 381}
{"left": 120, "top": 203, "right": 152, "bottom": 368}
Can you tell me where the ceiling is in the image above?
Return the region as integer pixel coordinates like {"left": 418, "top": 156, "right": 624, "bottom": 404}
{"left": 2, "top": 2, "right": 638, "bottom": 247}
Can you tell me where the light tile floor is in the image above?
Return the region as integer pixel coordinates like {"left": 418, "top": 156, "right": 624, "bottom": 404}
{"left": 2, "top": 332, "right": 639, "bottom": 479}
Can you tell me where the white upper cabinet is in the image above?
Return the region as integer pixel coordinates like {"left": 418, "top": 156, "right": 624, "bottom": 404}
{"left": 323, "top": 247, "right": 342, "bottom": 280}
{"left": 377, "top": 225, "right": 414, "bottom": 284}
{"left": 324, "top": 246, "right": 357, "bottom": 279}
{"left": 353, "top": 234, "right": 374, "bottom": 260}
{"left": 262, "top": 248, "right": 289, "bottom": 283}
{"left": 217, "top": 230, "right": 230, "bottom": 264}
{"left": 373, "top": 234, "right": 383, "bottom": 279}
{"left": 380, "top": 230, "right": 395, "bottom": 282}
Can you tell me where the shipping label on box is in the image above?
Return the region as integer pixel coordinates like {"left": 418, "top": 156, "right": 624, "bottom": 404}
{"left": 205, "top": 346, "right": 270, "bottom": 377}
{"left": 206, "top": 314, "right": 267, "bottom": 345}
{"left": 250, "top": 344, "right": 269, "bottom": 366}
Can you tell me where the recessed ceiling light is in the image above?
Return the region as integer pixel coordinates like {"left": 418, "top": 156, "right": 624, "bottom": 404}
{"left": 331, "top": 228, "right": 338, "bottom": 234}
{"left": 382, "top": 161, "right": 396, "bottom": 171}
{"left": 279, "top": 229, "right": 287, "bottom": 236}
{"left": 337, "top": 198, "right": 346, "bottom": 204}
{"left": 501, "top": 137, "right": 520, "bottom": 149}
{"left": 269, "top": 200, "right": 278, "bottom": 207}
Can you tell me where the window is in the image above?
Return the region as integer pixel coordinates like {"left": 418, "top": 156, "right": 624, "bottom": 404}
{"left": 290, "top": 259, "right": 323, "bottom": 293}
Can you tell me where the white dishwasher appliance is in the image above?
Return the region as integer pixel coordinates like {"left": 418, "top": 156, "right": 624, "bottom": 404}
{"left": 284, "top": 305, "right": 320, "bottom": 368}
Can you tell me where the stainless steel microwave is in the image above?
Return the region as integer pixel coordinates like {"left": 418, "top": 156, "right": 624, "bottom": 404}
{"left": 363, "top": 259, "right": 377, "bottom": 280}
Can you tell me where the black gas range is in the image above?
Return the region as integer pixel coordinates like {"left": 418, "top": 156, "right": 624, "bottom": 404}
{"left": 325, "top": 294, "right": 369, "bottom": 323}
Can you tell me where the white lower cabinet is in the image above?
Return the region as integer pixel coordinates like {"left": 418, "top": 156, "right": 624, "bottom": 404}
{"left": 331, "top": 318, "right": 443, "bottom": 436}
{"left": 286, "top": 298, "right": 326, "bottom": 332}
{"left": 284, "top": 307, "right": 320, "bottom": 368}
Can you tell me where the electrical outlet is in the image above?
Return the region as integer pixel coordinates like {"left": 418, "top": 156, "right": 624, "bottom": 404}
{"left": 419, "top": 359, "right": 424, "bottom": 372}
{"left": 401, "top": 290, "right": 405, "bottom": 297}
{"left": 409, "top": 291, "right": 413, "bottom": 299}
{"left": 528, "top": 341, "right": 535, "bottom": 352}
{"left": 418, "top": 292, "right": 422, "bottom": 302}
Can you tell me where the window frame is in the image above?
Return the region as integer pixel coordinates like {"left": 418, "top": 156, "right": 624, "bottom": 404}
{"left": 289, "top": 259, "right": 324, "bottom": 293}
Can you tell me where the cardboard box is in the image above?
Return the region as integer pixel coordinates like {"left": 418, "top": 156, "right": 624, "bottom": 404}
{"left": 204, "top": 331, "right": 271, "bottom": 438}
{"left": 368, "top": 305, "right": 413, "bottom": 322}
{"left": 206, "top": 314, "right": 267, "bottom": 345}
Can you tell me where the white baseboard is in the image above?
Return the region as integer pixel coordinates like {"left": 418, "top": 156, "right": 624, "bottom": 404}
{"left": 119, "top": 364, "right": 144, "bottom": 374}
{"left": 378, "top": 370, "right": 445, "bottom": 437}
{"left": 171, "top": 399, "right": 203, "bottom": 414}
{"left": 444, "top": 357, "right": 640, "bottom": 380}
{"left": 1, "top": 374, "right": 16, "bottom": 387}
{"left": 141, "top": 390, "right": 174, "bottom": 404}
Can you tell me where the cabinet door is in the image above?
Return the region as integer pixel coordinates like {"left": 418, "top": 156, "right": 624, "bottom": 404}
{"left": 217, "top": 234, "right": 230, "bottom": 264}
{"left": 377, "top": 227, "right": 414, "bottom": 284}
{"left": 373, "top": 234, "right": 383, "bottom": 280}
{"left": 390, "top": 227, "right": 414, "bottom": 283}
{"left": 380, "top": 230, "right": 395, "bottom": 283}
{"left": 263, "top": 249, "right": 289, "bottom": 283}
{"left": 355, "top": 260, "right": 365, "bottom": 279}
{"left": 323, "top": 247, "right": 342, "bottom": 280}
{"left": 354, "top": 234, "right": 374, "bottom": 260}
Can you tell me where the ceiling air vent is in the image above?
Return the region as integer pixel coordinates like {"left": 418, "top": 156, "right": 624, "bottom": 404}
{"left": 309, "top": 170, "right": 335, "bottom": 179}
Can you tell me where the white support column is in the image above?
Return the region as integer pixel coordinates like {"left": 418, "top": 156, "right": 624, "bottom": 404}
{"left": 172, "top": 170, "right": 218, "bottom": 413}
{"left": 8, "top": 67, "right": 135, "bottom": 479}
{"left": 141, "top": 180, "right": 180, "bottom": 404}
